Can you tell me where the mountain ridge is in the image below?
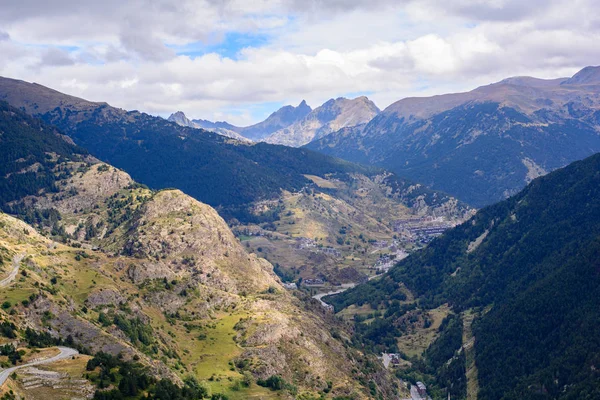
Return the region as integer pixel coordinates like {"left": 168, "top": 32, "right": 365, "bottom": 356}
{"left": 0, "top": 102, "right": 401, "bottom": 399}
{"left": 168, "top": 99, "right": 312, "bottom": 141}
{"left": 265, "top": 96, "right": 380, "bottom": 147}
{"left": 307, "top": 66, "right": 600, "bottom": 207}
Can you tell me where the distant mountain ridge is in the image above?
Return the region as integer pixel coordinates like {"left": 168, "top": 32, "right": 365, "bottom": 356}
{"left": 0, "top": 76, "right": 466, "bottom": 224}
{"left": 265, "top": 96, "right": 380, "bottom": 147}
{"left": 237, "top": 99, "right": 312, "bottom": 140}
{"left": 307, "top": 66, "right": 600, "bottom": 207}
{"left": 167, "top": 111, "right": 249, "bottom": 141}
{"left": 168, "top": 99, "right": 312, "bottom": 141}
{"left": 170, "top": 96, "right": 379, "bottom": 146}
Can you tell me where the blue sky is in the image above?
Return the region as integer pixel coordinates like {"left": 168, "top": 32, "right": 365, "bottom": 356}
{"left": 172, "top": 32, "right": 271, "bottom": 61}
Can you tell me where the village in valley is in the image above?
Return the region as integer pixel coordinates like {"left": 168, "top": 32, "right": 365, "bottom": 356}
{"left": 235, "top": 211, "right": 456, "bottom": 292}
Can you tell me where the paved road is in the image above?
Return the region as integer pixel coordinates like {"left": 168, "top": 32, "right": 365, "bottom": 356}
{"left": 0, "top": 254, "right": 24, "bottom": 288}
{"left": 312, "top": 283, "right": 356, "bottom": 307}
{"left": 0, "top": 346, "right": 79, "bottom": 386}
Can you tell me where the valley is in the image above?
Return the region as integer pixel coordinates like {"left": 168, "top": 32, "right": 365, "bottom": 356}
{"left": 0, "top": 103, "right": 403, "bottom": 399}
{"left": 1, "top": 2, "right": 600, "bottom": 399}
{"left": 327, "top": 152, "right": 600, "bottom": 399}
{"left": 230, "top": 172, "right": 470, "bottom": 294}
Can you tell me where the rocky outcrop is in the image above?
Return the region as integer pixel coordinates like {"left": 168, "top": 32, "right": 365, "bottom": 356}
{"left": 239, "top": 100, "right": 312, "bottom": 141}
{"left": 265, "top": 96, "right": 379, "bottom": 147}
{"left": 167, "top": 111, "right": 195, "bottom": 127}
{"left": 121, "top": 189, "right": 279, "bottom": 292}
{"left": 167, "top": 111, "right": 249, "bottom": 141}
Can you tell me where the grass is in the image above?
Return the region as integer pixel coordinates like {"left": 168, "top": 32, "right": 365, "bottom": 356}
{"left": 303, "top": 174, "right": 340, "bottom": 189}
{"left": 0, "top": 286, "right": 36, "bottom": 306}
{"left": 336, "top": 304, "right": 375, "bottom": 320}
{"left": 397, "top": 304, "right": 451, "bottom": 358}
{"left": 20, "top": 347, "right": 60, "bottom": 363}
{"left": 160, "top": 309, "right": 279, "bottom": 399}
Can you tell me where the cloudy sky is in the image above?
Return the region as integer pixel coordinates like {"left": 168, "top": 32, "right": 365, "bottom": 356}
{"left": 0, "top": 0, "right": 598, "bottom": 125}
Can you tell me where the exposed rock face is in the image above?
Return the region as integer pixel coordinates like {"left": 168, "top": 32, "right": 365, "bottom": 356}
{"left": 307, "top": 66, "right": 600, "bottom": 207}
{"left": 167, "top": 111, "right": 194, "bottom": 127}
{"left": 28, "top": 163, "right": 133, "bottom": 214}
{"left": 239, "top": 100, "right": 312, "bottom": 141}
{"left": 265, "top": 96, "right": 380, "bottom": 147}
{"left": 121, "top": 189, "right": 279, "bottom": 292}
{"left": 172, "top": 100, "right": 312, "bottom": 141}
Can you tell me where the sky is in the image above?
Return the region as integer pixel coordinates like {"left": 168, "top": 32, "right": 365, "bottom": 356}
{"left": 0, "top": 0, "right": 599, "bottom": 125}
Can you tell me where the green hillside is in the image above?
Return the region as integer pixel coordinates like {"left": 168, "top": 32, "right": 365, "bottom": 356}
{"left": 329, "top": 152, "right": 600, "bottom": 399}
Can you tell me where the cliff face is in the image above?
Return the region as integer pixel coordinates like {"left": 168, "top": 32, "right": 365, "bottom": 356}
{"left": 265, "top": 96, "right": 379, "bottom": 147}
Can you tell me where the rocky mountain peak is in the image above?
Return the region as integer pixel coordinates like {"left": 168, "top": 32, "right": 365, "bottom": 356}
{"left": 264, "top": 96, "right": 379, "bottom": 146}
{"left": 167, "top": 111, "right": 194, "bottom": 127}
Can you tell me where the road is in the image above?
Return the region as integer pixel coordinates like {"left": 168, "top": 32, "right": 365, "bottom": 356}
{"left": 410, "top": 385, "right": 433, "bottom": 400}
{"left": 312, "top": 283, "right": 356, "bottom": 307}
{"left": 0, "top": 346, "right": 79, "bottom": 386}
{"left": 0, "top": 254, "right": 24, "bottom": 288}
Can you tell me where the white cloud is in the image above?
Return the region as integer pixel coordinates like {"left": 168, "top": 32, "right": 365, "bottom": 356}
{"left": 0, "top": 0, "right": 598, "bottom": 123}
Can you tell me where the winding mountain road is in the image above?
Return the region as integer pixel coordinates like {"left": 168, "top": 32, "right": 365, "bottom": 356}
{"left": 0, "top": 346, "right": 79, "bottom": 386}
{"left": 312, "top": 283, "right": 356, "bottom": 308}
{"left": 0, "top": 253, "right": 24, "bottom": 288}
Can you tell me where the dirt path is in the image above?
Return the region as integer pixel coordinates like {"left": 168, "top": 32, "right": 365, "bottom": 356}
{"left": 0, "top": 253, "right": 24, "bottom": 288}
{"left": 0, "top": 346, "right": 79, "bottom": 386}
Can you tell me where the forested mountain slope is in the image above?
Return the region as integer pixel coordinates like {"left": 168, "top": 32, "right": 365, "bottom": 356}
{"left": 0, "top": 101, "right": 401, "bottom": 399}
{"left": 0, "top": 77, "right": 463, "bottom": 223}
{"left": 307, "top": 66, "right": 600, "bottom": 208}
{"left": 329, "top": 152, "right": 600, "bottom": 399}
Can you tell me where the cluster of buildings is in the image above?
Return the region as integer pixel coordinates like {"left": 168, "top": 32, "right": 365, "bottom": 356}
{"left": 394, "top": 217, "right": 452, "bottom": 244}
{"left": 295, "top": 237, "right": 317, "bottom": 249}
{"left": 303, "top": 278, "right": 325, "bottom": 286}
{"left": 371, "top": 249, "right": 409, "bottom": 273}
{"left": 294, "top": 238, "right": 341, "bottom": 257}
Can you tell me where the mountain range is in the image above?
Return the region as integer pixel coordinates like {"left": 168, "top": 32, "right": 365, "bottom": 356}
{"left": 0, "top": 76, "right": 470, "bottom": 291}
{"left": 2, "top": 63, "right": 600, "bottom": 400}
{"left": 0, "top": 101, "right": 401, "bottom": 399}
{"left": 170, "top": 96, "right": 379, "bottom": 147}
{"left": 307, "top": 65, "right": 600, "bottom": 208}
{"left": 168, "top": 99, "right": 312, "bottom": 141}
{"left": 0, "top": 76, "right": 463, "bottom": 218}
